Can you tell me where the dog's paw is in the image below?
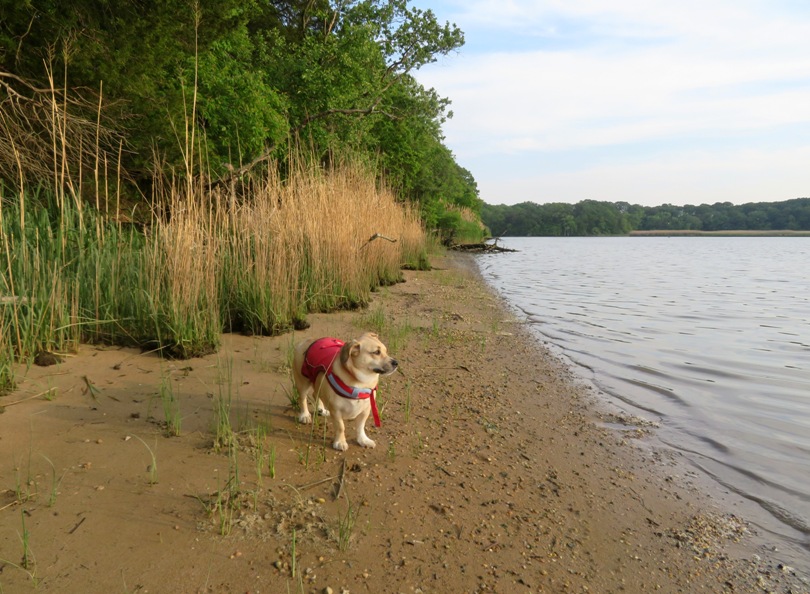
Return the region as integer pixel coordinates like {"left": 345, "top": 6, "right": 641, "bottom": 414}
{"left": 297, "top": 412, "right": 312, "bottom": 424}
{"left": 317, "top": 407, "right": 330, "bottom": 417}
{"left": 332, "top": 440, "right": 349, "bottom": 452}
{"left": 357, "top": 436, "right": 376, "bottom": 448}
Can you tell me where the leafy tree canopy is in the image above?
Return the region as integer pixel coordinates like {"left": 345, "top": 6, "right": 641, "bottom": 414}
{"left": 0, "top": 0, "right": 480, "bottom": 231}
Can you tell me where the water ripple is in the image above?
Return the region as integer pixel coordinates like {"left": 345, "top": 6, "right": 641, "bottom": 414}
{"left": 478, "top": 237, "right": 810, "bottom": 567}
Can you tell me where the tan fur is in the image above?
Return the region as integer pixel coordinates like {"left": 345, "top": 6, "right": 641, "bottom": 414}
{"left": 293, "top": 333, "right": 398, "bottom": 451}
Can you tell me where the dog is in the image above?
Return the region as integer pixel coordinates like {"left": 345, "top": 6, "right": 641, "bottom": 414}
{"left": 293, "top": 332, "right": 398, "bottom": 451}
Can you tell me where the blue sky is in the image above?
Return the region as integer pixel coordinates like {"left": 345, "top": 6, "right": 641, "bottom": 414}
{"left": 411, "top": 1, "right": 810, "bottom": 207}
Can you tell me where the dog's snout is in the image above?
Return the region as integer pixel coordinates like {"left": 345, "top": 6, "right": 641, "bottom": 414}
{"left": 375, "top": 357, "right": 399, "bottom": 375}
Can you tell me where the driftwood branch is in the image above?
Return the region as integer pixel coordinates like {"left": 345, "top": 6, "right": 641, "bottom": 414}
{"left": 297, "top": 475, "right": 339, "bottom": 491}
{"left": 334, "top": 458, "right": 347, "bottom": 500}
{"left": 448, "top": 238, "right": 517, "bottom": 253}
{"left": 0, "top": 388, "right": 57, "bottom": 408}
{"left": 359, "top": 232, "right": 397, "bottom": 250}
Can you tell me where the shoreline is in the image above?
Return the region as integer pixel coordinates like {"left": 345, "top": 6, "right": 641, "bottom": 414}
{"left": 628, "top": 229, "right": 810, "bottom": 236}
{"left": 473, "top": 249, "right": 810, "bottom": 572}
{"left": 0, "top": 252, "right": 807, "bottom": 592}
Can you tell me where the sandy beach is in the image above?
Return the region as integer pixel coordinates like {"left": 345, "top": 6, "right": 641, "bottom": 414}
{"left": 0, "top": 252, "right": 807, "bottom": 593}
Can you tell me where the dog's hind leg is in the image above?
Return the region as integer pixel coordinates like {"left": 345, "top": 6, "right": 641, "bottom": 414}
{"left": 310, "top": 375, "right": 330, "bottom": 420}
{"left": 296, "top": 378, "right": 314, "bottom": 424}
{"left": 315, "top": 397, "right": 330, "bottom": 418}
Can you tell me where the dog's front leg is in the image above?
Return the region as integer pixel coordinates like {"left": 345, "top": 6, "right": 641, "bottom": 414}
{"left": 355, "top": 407, "right": 376, "bottom": 449}
{"left": 331, "top": 414, "right": 349, "bottom": 451}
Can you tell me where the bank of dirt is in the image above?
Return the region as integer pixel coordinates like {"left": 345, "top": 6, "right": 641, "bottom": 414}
{"left": 0, "top": 253, "right": 807, "bottom": 593}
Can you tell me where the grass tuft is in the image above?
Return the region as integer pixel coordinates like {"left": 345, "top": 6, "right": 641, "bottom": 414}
{"left": 335, "top": 493, "right": 363, "bottom": 551}
{"left": 159, "top": 371, "right": 182, "bottom": 437}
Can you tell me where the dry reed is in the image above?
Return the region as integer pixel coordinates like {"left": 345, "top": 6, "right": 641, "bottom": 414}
{"left": 221, "top": 156, "right": 426, "bottom": 334}
{"left": 0, "top": 73, "right": 428, "bottom": 391}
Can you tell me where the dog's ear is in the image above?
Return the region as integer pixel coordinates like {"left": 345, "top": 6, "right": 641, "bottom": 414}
{"left": 340, "top": 340, "right": 360, "bottom": 365}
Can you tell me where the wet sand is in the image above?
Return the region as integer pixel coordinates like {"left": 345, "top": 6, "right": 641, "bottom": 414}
{"left": 0, "top": 252, "right": 807, "bottom": 593}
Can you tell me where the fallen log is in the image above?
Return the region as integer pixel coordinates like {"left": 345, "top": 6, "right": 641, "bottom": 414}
{"left": 448, "top": 239, "right": 517, "bottom": 253}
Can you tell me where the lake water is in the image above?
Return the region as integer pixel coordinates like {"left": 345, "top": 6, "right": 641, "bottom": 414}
{"left": 476, "top": 236, "right": 810, "bottom": 568}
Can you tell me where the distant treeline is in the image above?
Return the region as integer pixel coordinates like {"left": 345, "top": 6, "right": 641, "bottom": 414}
{"left": 481, "top": 198, "right": 810, "bottom": 236}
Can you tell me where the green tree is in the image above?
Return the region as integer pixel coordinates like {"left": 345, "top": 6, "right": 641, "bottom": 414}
{"left": 1, "top": 0, "right": 476, "bottom": 227}
{"left": 480, "top": 198, "right": 810, "bottom": 236}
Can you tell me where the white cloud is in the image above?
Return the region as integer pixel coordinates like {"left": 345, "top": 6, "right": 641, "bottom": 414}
{"left": 480, "top": 145, "right": 810, "bottom": 206}
{"left": 415, "top": 1, "right": 810, "bottom": 205}
{"left": 424, "top": 40, "right": 810, "bottom": 152}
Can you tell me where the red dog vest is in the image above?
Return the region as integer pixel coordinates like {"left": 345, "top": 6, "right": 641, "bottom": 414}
{"left": 302, "top": 338, "right": 380, "bottom": 427}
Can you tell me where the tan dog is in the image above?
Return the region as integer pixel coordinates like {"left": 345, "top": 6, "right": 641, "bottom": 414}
{"left": 293, "top": 333, "right": 398, "bottom": 451}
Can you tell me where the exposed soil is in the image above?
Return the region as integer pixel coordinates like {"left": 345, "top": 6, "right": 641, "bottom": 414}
{"left": 1, "top": 253, "right": 807, "bottom": 593}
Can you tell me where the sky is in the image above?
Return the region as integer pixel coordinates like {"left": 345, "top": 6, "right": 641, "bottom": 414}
{"left": 411, "top": 0, "right": 810, "bottom": 207}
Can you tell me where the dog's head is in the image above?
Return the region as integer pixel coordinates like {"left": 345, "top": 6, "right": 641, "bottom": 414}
{"left": 340, "top": 332, "right": 398, "bottom": 381}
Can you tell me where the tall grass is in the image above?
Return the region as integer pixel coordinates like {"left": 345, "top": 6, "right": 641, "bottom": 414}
{"left": 0, "top": 308, "right": 14, "bottom": 393}
{"left": 1, "top": 166, "right": 426, "bottom": 391}
{"left": 222, "top": 157, "right": 423, "bottom": 333}
{"left": 0, "top": 77, "right": 428, "bottom": 394}
{"left": 0, "top": 186, "right": 221, "bottom": 362}
{"left": 143, "top": 179, "right": 222, "bottom": 357}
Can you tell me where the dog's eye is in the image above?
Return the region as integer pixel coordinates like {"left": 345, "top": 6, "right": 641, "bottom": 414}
{"left": 373, "top": 349, "right": 381, "bottom": 355}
